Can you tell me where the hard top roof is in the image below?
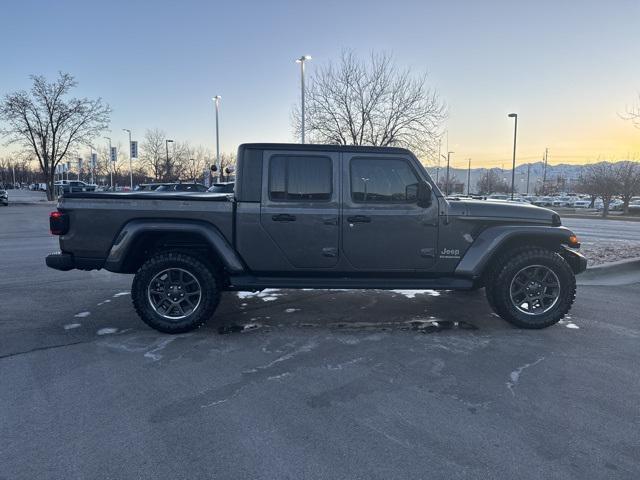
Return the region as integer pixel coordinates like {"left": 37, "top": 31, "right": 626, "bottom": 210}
{"left": 239, "top": 143, "right": 413, "bottom": 155}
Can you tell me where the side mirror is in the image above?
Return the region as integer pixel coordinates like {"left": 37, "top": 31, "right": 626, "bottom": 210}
{"left": 417, "top": 182, "right": 432, "bottom": 208}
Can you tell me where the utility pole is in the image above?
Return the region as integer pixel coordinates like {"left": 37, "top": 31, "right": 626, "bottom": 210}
{"left": 104, "top": 136, "right": 112, "bottom": 188}
{"left": 436, "top": 137, "right": 441, "bottom": 184}
{"left": 526, "top": 163, "right": 531, "bottom": 195}
{"left": 542, "top": 148, "right": 549, "bottom": 194}
{"left": 123, "top": 129, "right": 133, "bottom": 189}
{"left": 165, "top": 139, "right": 174, "bottom": 180}
{"left": 467, "top": 158, "right": 471, "bottom": 195}
{"left": 212, "top": 96, "right": 221, "bottom": 171}
{"left": 508, "top": 113, "right": 518, "bottom": 199}
{"left": 296, "top": 55, "right": 311, "bottom": 143}
{"left": 445, "top": 151, "right": 454, "bottom": 196}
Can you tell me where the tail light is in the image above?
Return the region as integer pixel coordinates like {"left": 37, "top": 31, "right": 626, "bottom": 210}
{"left": 50, "top": 211, "right": 69, "bottom": 235}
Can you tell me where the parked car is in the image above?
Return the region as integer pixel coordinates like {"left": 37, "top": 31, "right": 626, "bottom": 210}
{"left": 552, "top": 197, "right": 573, "bottom": 208}
{"left": 154, "top": 183, "right": 209, "bottom": 192}
{"left": 47, "top": 142, "right": 586, "bottom": 333}
{"left": 54, "top": 180, "right": 96, "bottom": 196}
{"left": 487, "top": 194, "right": 509, "bottom": 201}
{"left": 533, "top": 197, "right": 554, "bottom": 207}
{"left": 207, "top": 182, "right": 235, "bottom": 193}
{"left": 135, "top": 183, "right": 168, "bottom": 191}
{"left": 573, "top": 200, "right": 591, "bottom": 209}
{"left": 0, "top": 189, "right": 8, "bottom": 206}
{"left": 628, "top": 200, "right": 640, "bottom": 215}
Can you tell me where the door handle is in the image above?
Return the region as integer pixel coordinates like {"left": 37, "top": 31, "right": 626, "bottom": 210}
{"left": 272, "top": 213, "right": 296, "bottom": 222}
{"left": 322, "top": 217, "right": 338, "bottom": 226}
{"left": 346, "top": 215, "right": 371, "bottom": 223}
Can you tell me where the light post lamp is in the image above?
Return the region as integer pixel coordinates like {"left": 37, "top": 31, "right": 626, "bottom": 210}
{"left": 296, "top": 55, "right": 312, "bottom": 144}
{"left": 165, "top": 139, "right": 174, "bottom": 180}
{"left": 508, "top": 113, "right": 518, "bottom": 200}
{"left": 123, "top": 128, "right": 133, "bottom": 190}
{"left": 212, "top": 96, "right": 221, "bottom": 173}
{"left": 104, "top": 136, "right": 112, "bottom": 188}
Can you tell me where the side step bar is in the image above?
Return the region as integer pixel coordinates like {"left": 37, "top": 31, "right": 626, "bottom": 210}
{"left": 227, "top": 275, "right": 474, "bottom": 291}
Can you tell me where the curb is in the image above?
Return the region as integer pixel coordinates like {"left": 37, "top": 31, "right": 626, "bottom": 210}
{"left": 578, "top": 257, "right": 640, "bottom": 286}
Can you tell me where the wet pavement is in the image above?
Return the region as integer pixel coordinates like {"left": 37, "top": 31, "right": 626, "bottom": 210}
{"left": 2, "top": 204, "right": 639, "bottom": 479}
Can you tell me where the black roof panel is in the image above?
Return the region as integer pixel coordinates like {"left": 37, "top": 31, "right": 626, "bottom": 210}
{"left": 239, "top": 143, "right": 413, "bottom": 155}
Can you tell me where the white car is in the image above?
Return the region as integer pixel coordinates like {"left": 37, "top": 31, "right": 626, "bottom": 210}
{"left": 573, "top": 200, "right": 591, "bottom": 208}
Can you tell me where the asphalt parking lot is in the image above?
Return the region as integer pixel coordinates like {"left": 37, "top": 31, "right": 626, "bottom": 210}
{"left": 1, "top": 204, "right": 639, "bottom": 479}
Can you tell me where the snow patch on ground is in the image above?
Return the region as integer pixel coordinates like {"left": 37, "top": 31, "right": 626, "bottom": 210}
{"left": 285, "top": 308, "right": 299, "bottom": 313}
{"left": 507, "top": 357, "right": 545, "bottom": 396}
{"left": 113, "top": 291, "right": 130, "bottom": 297}
{"left": 566, "top": 323, "right": 580, "bottom": 329}
{"left": 391, "top": 289, "right": 441, "bottom": 298}
{"left": 97, "top": 299, "right": 111, "bottom": 306}
{"left": 97, "top": 328, "right": 118, "bottom": 335}
{"left": 64, "top": 323, "right": 81, "bottom": 330}
{"left": 237, "top": 288, "right": 282, "bottom": 302}
{"left": 74, "top": 311, "right": 91, "bottom": 318}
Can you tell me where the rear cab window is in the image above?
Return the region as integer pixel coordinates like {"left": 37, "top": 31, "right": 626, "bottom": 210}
{"left": 269, "top": 155, "right": 332, "bottom": 201}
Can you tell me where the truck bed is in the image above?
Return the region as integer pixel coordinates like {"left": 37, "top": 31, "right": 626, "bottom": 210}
{"left": 57, "top": 192, "right": 234, "bottom": 262}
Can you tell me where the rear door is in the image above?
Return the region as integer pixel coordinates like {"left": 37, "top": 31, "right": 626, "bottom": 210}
{"left": 260, "top": 150, "right": 340, "bottom": 270}
{"left": 341, "top": 153, "right": 439, "bottom": 271}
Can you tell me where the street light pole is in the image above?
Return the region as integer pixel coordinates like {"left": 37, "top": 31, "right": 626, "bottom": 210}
{"left": 508, "top": 113, "right": 518, "bottom": 200}
{"left": 446, "top": 151, "right": 454, "bottom": 196}
{"left": 165, "top": 139, "right": 174, "bottom": 180}
{"left": 467, "top": 158, "right": 471, "bottom": 195}
{"left": 89, "top": 145, "right": 95, "bottom": 185}
{"left": 296, "top": 55, "right": 311, "bottom": 144}
{"left": 212, "top": 96, "right": 221, "bottom": 173}
{"left": 104, "top": 136, "right": 112, "bottom": 188}
{"left": 123, "top": 129, "right": 133, "bottom": 190}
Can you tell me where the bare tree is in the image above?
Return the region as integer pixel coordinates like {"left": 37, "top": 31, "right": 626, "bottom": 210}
{"left": 179, "top": 145, "right": 210, "bottom": 183}
{"left": 576, "top": 163, "right": 620, "bottom": 217}
{"left": 615, "top": 160, "right": 640, "bottom": 214}
{"left": 621, "top": 94, "right": 640, "bottom": 129}
{"left": 0, "top": 73, "right": 110, "bottom": 199}
{"left": 141, "top": 128, "right": 167, "bottom": 181}
{"left": 292, "top": 51, "right": 446, "bottom": 159}
{"left": 476, "top": 169, "right": 509, "bottom": 195}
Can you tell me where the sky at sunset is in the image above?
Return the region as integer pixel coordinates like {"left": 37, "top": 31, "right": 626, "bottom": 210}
{"left": 1, "top": 0, "right": 639, "bottom": 169}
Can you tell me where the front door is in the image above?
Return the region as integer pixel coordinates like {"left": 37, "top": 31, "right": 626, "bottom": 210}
{"left": 260, "top": 150, "right": 340, "bottom": 270}
{"left": 341, "top": 153, "right": 439, "bottom": 271}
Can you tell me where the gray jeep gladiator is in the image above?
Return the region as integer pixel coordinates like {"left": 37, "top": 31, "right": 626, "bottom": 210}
{"left": 46, "top": 143, "right": 587, "bottom": 333}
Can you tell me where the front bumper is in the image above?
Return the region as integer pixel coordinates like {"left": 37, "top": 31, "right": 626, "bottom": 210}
{"left": 561, "top": 247, "right": 588, "bottom": 274}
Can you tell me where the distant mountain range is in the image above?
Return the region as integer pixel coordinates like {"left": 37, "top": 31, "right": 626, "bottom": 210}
{"left": 424, "top": 160, "right": 630, "bottom": 194}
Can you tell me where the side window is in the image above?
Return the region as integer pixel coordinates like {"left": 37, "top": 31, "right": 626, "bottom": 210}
{"left": 269, "top": 155, "right": 332, "bottom": 201}
{"left": 350, "top": 158, "right": 419, "bottom": 203}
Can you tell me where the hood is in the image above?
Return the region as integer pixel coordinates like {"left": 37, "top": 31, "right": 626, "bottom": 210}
{"left": 445, "top": 198, "right": 560, "bottom": 225}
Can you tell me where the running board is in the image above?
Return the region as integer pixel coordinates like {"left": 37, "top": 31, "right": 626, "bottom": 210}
{"left": 227, "top": 275, "right": 473, "bottom": 291}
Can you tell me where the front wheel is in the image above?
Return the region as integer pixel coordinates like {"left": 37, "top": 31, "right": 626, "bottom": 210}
{"left": 132, "top": 251, "right": 221, "bottom": 333}
{"left": 489, "top": 248, "right": 576, "bottom": 329}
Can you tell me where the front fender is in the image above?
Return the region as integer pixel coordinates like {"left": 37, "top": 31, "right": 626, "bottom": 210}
{"left": 454, "top": 225, "right": 576, "bottom": 279}
{"left": 103, "top": 219, "right": 246, "bottom": 274}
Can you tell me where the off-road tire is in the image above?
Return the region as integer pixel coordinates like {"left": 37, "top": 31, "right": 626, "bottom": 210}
{"left": 132, "top": 251, "right": 221, "bottom": 333}
{"left": 488, "top": 247, "right": 576, "bottom": 329}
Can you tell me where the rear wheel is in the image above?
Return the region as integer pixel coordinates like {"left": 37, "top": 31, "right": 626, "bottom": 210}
{"left": 488, "top": 247, "right": 576, "bottom": 329}
{"left": 132, "top": 251, "right": 221, "bottom": 333}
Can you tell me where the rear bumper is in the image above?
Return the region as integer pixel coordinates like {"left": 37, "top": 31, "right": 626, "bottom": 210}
{"left": 46, "top": 252, "right": 74, "bottom": 271}
{"left": 561, "top": 247, "right": 588, "bottom": 274}
{"left": 46, "top": 252, "right": 104, "bottom": 271}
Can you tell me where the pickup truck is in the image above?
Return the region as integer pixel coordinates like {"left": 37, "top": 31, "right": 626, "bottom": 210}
{"left": 47, "top": 143, "right": 587, "bottom": 333}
